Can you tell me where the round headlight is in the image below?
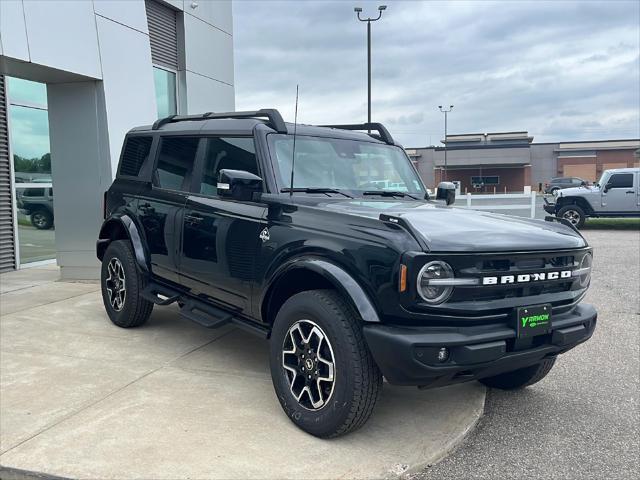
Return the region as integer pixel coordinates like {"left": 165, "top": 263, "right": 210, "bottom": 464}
{"left": 578, "top": 252, "right": 592, "bottom": 288}
{"left": 417, "top": 261, "right": 454, "bottom": 304}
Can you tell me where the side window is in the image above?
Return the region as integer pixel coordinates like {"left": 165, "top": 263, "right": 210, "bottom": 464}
{"left": 154, "top": 137, "right": 200, "bottom": 191}
{"left": 607, "top": 173, "right": 633, "bottom": 189}
{"left": 199, "top": 137, "right": 258, "bottom": 196}
{"left": 119, "top": 136, "right": 153, "bottom": 177}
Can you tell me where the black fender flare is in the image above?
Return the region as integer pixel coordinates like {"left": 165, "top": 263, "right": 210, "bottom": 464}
{"left": 556, "top": 196, "right": 594, "bottom": 215}
{"left": 263, "top": 257, "right": 381, "bottom": 323}
{"left": 97, "top": 214, "right": 150, "bottom": 274}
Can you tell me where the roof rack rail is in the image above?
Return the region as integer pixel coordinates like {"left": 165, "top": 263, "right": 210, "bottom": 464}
{"left": 320, "top": 123, "right": 394, "bottom": 145}
{"left": 151, "top": 109, "right": 287, "bottom": 133}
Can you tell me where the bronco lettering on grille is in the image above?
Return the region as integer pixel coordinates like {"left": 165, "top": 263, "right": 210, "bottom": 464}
{"left": 482, "top": 270, "right": 572, "bottom": 285}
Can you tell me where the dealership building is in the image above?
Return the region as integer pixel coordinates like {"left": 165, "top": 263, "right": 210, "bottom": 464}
{"left": 407, "top": 133, "right": 640, "bottom": 192}
{"left": 0, "top": 0, "right": 234, "bottom": 276}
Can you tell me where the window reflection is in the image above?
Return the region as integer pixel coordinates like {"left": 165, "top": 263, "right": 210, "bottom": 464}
{"left": 153, "top": 67, "right": 177, "bottom": 118}
{"left": 7, "top": 77, "right": 48, "bottom": 107}
{"left": 7, "top": 78, "right": 56, "bottom": 264}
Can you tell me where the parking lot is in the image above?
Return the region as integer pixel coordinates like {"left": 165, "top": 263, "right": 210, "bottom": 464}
{"left": 415, "top": 229, "right": 640, "bottom": 479}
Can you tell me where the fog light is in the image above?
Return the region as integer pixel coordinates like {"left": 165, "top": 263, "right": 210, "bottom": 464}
{"left": 437, "top": 347, "right": 449, "bottom": 363}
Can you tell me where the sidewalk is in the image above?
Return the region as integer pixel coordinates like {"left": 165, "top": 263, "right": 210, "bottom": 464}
{"left": 0, "top": 266, "right": 485, "bottom": 479}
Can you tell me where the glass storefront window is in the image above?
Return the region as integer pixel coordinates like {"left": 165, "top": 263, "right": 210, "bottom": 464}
{"left": 7, "top": 77, "right": 56, "bottom": 265}
{"left": 7, "top": 77, "right": 48, "bottom": 108}
{"left": 153, "top": 67, "right": 177, "bottom": 118}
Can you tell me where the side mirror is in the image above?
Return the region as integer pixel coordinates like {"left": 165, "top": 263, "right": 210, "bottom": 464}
{"left": 218, "top": 169, "right": 263, "bottom": 202}
{"left": 436, "top": 181, "right": 456, "bottom": 206}
{"left": 604, "top": 182, "right": 612, "bottom": 193}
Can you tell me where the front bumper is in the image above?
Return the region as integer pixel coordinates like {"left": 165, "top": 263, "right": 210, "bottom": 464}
{"left": 363, "top": 303, "right": 597, "bottom": 387}
{"left": 543, "top": 197, "right": 557, "bottom": 215}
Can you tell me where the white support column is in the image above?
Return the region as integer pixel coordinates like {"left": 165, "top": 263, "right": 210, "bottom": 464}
{"left": 530, "top": 191, "right": 537, "bottom": 219}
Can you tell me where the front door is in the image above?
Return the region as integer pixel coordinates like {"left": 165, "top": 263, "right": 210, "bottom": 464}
{"left": 179, "top": 137, "right": 266, "bottom": 315}
{"left": 601, "top": 172, "right": 637, "bottom": 213}
{"left": 138, "top": 136, "right": 201, "bottom": 284}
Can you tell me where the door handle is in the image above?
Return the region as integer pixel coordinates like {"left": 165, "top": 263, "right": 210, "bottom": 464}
{"left": 185, "top": 214, "right": 204, "bottom": 225}
{"left": 626, "top": 191, "right": 635, "bottom": 194}
{"left": 138, "top": 202, "right": 155, "bottom": 213}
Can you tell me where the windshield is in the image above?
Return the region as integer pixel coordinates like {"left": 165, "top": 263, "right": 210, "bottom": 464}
{"left": 596, "top": 171, "right": 609, "bottom": 187}
{"left": 268, "top": 134, "right": 425, "bottom": 195}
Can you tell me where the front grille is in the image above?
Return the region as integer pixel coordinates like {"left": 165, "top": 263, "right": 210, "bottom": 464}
{"left": 452, "top": 281, "right": 574, "bottom": 302}
{"left": 407, "top": 248, "right": 592, "bottom": 322}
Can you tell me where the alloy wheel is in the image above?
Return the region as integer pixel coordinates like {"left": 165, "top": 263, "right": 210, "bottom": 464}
{"left": 32, "top": 212, "right": 48, "bottom": 228}
{"left": 105, "top": 257, "right": 126, "bottom": 312}
{"left": 562, "top": 209, "right": 581, "bottom": 225}
{"left": 282, "top": 319, "right": 336, "bottom": 410}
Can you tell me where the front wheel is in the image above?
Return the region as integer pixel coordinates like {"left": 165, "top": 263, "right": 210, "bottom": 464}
{"left": 558, "top": 205, "right": 586, "bottom": 228}
{"left": 479, "top": 358, "right": 556, "bottom": 390}
{"left": 30, "top": 209, "right": 53, "bottom": 230}
{"left": 269, "top": 289, "right": 382, "bottom": 438}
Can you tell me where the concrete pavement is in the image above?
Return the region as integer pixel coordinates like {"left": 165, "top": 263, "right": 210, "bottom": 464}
{"left": 0, "top": 266, "right": 485, "bottom": 479}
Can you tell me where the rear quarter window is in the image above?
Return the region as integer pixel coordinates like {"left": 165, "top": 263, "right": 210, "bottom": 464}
{"left": 119, "top": 136, "right": 153, "bottom": 177}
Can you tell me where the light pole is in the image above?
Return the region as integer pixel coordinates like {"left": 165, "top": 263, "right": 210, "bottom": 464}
{"left": 438, "top": 105, "right": 453, "bottom": 181}
{"left": 354, "top": 5, "right": 387, "bottom": 131}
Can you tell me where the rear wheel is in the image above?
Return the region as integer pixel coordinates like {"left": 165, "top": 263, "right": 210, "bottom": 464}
{"left": 479, "top": 358, "right": 556, "bottom": 390}
{"left": 269, "top": 289, "right": 382, "bottom": 438}
{"left": 558, "top": 205, "right": 586, "bottom": 228}
{"left": 101, "top": 240, "right": 153, "bottom": 328}
{"left": 30, "top": 209, "right": 53, "bottom": 230}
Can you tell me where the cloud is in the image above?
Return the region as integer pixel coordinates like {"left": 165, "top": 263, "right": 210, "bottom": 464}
{"left": 233, "top": 0, "right": 640, "bottom": 146}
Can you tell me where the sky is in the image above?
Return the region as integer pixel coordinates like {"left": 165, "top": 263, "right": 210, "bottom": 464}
{"left": 232, "top": 0, "right": 640, "bottom": 147}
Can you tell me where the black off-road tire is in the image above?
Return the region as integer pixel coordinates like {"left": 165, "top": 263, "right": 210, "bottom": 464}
{"left": 30, "top": 209, "right": 53, "bottom": 230}
{"left": 479, "top": 357, "right": 556, "bottom": 390}
{"left": 101, "top": 240, "right": 153, "bottom": 328}
{"left": 558, "top": 205, "right": 586, "bottom": 229}
{"left": 269, "top": 289, "right": 383, "bottom": 438}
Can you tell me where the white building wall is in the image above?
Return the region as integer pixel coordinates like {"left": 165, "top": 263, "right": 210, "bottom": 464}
{"left": 94, "top": 14, "right": 157, "bottom": 173}
{"left": 181, "top": 0, "right": 235, "bottom": 112}
{"left": 22, "top": 1, "right": 103, "bottom": 79}
{"left": 0, "top": 0, "right": 30, "bottom": 61}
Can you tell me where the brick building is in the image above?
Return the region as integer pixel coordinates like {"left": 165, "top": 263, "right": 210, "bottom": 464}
{"left": 407, "top": 134, "right": 639, "bottom": 192}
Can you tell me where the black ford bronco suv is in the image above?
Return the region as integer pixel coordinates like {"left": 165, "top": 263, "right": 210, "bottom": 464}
{"left": 97, "top": 109, "right": 597, "bottom": 438}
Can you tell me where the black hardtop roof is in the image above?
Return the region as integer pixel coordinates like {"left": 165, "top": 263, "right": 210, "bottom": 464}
{"left": 128, "top": 109, "right": 396, "bottom": 145}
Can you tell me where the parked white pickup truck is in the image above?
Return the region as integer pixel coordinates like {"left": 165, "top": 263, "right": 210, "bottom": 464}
{"left": 544, "top": 168, "right": 640, "bottom": 228}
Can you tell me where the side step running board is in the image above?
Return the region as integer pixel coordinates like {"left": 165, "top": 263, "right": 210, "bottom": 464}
{"left": 141, "top": 284, "right": 181, "bottom": 306}
{"left": 141, "top": 281, "right": 269, "bottom": 338}
{"left": 179, "top": 300, "right": 233, "bottom": 329}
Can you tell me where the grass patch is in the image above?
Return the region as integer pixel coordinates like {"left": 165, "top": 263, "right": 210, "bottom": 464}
{"left": 582, "top": 218, "right": 640, "bottom": 230}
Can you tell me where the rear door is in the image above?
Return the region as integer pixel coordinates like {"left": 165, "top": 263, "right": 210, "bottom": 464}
{"left": 137, "top": 136, "right": 201, "bottom": 284}
{"left": 179, "top": 136, "right": 267, "bottom": 314}
{"left": 600, "top": 172, "right": 636, "bottom": 213}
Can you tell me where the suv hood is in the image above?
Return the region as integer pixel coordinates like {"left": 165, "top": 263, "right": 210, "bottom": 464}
{"left": 557, "top": 185, "right": 598, "bottom": 197}
{"left": 313, "top": 199, "right": 586, "bottom": 252}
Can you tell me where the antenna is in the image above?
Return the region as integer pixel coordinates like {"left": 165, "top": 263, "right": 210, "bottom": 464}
{"left": 289, "top": 85, "right": 299, "bottom": 197}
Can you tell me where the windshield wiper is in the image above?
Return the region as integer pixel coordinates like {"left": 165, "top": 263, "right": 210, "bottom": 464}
{"left": 362, "top": 190, "right": 419, "bottom": 200}
{"left": 280, "top": 187, "right": 353, "bottom": 198}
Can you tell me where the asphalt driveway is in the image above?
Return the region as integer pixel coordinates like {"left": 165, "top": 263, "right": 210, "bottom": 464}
{"left": 414, "top": 229, "right": 640, "bottom": 480}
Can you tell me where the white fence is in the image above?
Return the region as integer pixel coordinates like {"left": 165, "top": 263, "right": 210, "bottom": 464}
{"left": 462, "top": 191, "right": 538, "bottom": 218}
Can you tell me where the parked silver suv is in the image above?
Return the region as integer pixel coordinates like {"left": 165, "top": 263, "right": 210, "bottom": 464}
{"left": 544, "top": 168, "right": 640, "bottom": 228}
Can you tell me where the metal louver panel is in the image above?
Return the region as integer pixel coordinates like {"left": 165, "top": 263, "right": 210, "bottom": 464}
{"left": 119, "top": 136, "right": 153, "bottom": 177}
{"left": 145, "top": 0, "right": 179, "bottom": 70}
{"left": 0, "top": 75, "right": 17, "bottom": 272}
